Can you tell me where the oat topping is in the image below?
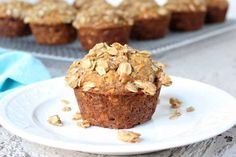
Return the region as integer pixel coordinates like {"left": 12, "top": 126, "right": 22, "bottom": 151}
{"left": 186, "top": 106, "right": 195, "bottom": 112}
{"left": 48, "top": 115, "right": 63, "bottom": 126}
{"left": 119, "top": 0, "right": 170, "bottom": 20}
{"left": 74, "top": 0, "right": 111, "bottom": 10}
{"left": 77, "top": 120, "right": 91, "bottom": 128}
{"left": 61, "top": 99, "right": 70, "bottom": 105}
{"left": 73, "top": 6, "right": 133, "bottom": 29}
{"left": 169, "top": 109, "right": 182, "bottom": 120}
{"left": 72, "top": 112, "right": 82, "bottom": 120}
{"left": 62, "top": 106, "right": 72, "bottom": 112}
{"left": 65, "top": 43, "right": 171, "bottom": 95}
{"left": 165, "top": 0, "right": 206, "bottom": 12}
{"left": 0, "top": 1, "right": 32, "bottom": 19}
{"left": 117, "top": 130, "right": 141, "bottom": 143}
{"left": 169, "top": 97, "right": 182, "bottom": 108}
{"left": 24, "top": 0, "right": 76, "bottom": 25}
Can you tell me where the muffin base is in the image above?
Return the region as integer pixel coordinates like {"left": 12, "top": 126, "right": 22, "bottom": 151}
{"left": 170, "top": 12, "right": 206, "bottom": 31}
{"left": 74, "top": 89, "right": 161, "bottom": 129}
{"left": 78, "top": 25, "right": 131, "bottom": 50}
{"left": 0, "top": 17, "right": 31, "bottom": 37}
{"left": 206, "top": 6, "right": 228, "bottom": 23}
{"left": 30, "top": 24, "right": 76, "bottom": 45}
{"left": 131, "top": 16, "right": 170, "bottom": 40}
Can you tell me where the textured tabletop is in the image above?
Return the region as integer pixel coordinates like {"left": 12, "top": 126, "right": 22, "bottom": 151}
{"left": 1, "top": 29, "right": 236, "bottom": 157}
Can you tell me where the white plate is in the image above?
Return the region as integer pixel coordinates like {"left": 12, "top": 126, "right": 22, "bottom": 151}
{"left": 0, "top": 76, "right": 236, "bottom": 155}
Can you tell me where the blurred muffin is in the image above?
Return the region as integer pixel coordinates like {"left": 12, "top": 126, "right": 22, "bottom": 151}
{"left": 205, "top": 0, "right": 228, "bottom": 23}
{"left": 73, "top": 5, "right": 133, "bottom": 50}
{"left": 0, "top": 1, "right": 31, "bottom": 37}
{"left": 119, "top": 0, "right": 171, "bottom": 40}
{"left": 24, "top": 0, "right": 77, "bottom": 45}
{"left": 166, "top": 0, "right": 206, "bottom": 31}
{"left": 66, "top": 43, "right": 172, "bottom": 129}
{"left": 74, "top": 0, "right": 112, "bottom": 10}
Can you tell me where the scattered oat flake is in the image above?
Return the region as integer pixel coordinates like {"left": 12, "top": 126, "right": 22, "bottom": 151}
{"left": 48, "top": 115, "right": 63, "bottom": 126}
{"left": 62, "top": 106, "right": 71, "bottom": 112}
{"left": 169, "top": 97, "right": 182, "bottom": 108}
{"left": 118, "top": 130, "right": 141, "bottom": 143}
{"left": 61, "top": 99, "right": 70, "bottom": 105}
{"left": 126, "top": 82, "right": 138, "bottom": 93}
{"left": 72, "top": 112, "right": 82, "bottom": 120}
{"left": 169, "top": 109, "right": 182, "bottom": 120}
{"left": 160, "top": 73, "right": 172, "bottom": 86}
{"left": 82, "top": 82, "right": 96, "bottom": 91}
{"left": 186, "top": 106, "right": 195, "bottom": 112}
{"left": 77, "top": 120, "right": 90, "bottom": 128}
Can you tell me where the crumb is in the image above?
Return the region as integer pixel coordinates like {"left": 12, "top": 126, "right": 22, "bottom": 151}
{"left": 169, "top": 109, "right": 182, "bottom": 120}
{"left": 186, "top": 106, "right": 195, "bottom": 112}
{"left": 61, "top": 99, "right": 70, "bottom": 105}
{"left": 77, "top": 120, "right": 90, "bottom": 128}
{"left": 48, "top": 115, "right": 63, "bottom": 126}
{"left": 224, "top": 136, "right": 233, "bottom": 142}
{"left": 62, "top": 106, "right": 72, "bottom": 112}
{"left": 72, "top": 112, "right": 82, "bottom": 120}
{"left": 169, "top": 97, "right": 182, "bottom": 108}
{"left": 117, "top": 130, "right": 141, "bottom": 143}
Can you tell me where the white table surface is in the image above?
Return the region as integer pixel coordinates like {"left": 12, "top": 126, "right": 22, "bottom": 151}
{"left": 1, "top": 1, "right": 236, "bottom": 157}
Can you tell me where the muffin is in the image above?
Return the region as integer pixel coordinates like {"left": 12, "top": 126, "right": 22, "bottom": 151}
{"left": 74, "top": 0, "right": 112, "bottom": 10}
{"left": 166, "top": 0, "right": 207, "bottom": 31}
{"left": 65, "top": 43, "right": 172, "bottom": 129}
{"left": 0, "top": 1, "right": 31, "bottom": 37}
{"left": 205, "top": 0, "right": 228, "bottom": 23}
{"left": 73, "top": 5, "right": 133, "bottom": 50}
{"left": 24, "top": 1, "right": 77, "bottom": 45}
{"left": 119, "top": 0, "right": 171, "bottom": 40}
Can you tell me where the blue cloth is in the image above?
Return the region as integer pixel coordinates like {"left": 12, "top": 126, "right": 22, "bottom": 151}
{"left": 0, "top": 48, "right": 51, "bottom": 99}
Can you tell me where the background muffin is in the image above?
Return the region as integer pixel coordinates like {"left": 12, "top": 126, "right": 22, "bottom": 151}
{"left": 73, "top": 5, "right": 133, "bottom": 50}
{"left": 24, "top": 0, "right": 77, "bottom": 45}
{"left": 166, "top": 0, "right": 206, "bottom": 31}
{"left": 0, "top": 1, "right": 31, "bottom": 37}
{"left": 119, "top": 0, "right": 171, "bottom": 40}
{"left": 205, "top": 0, "right": 228, "bottom": 23}
{"left": 66, "top": 43, "right": 172, "bottom": 129}
{"left": 74, "top": 0, "right": 112, "bottom": 10}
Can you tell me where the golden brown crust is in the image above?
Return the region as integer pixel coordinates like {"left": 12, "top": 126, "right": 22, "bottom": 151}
{"left": 170, "top": 11, "right": 206, "bottom": 31}
{"left": 73, "top": 7, "right": 133, "bottom": 29}
{"left": 119, "top": 0, "right": 170, "bottom": 20}
{"left": 78, "top": 25, "right": 131, "bottom": 50}
{"left": 165, "top": 0, "right": 206, "bottom": 12}
{"left": 30, "top": 23, "right": 76, "bottom": 45}
{"left": 24, "top": 1, "right": 76, "bottom": 25}
{"left": 0, "top": 17, "right": 31, "bottom": 37}
{"left": 74, "top": 87, "right": 161, "bottom": 129}
{"left": 73, "top": 0, "right": 111, "bottom": 10}
{"left": 0, "top": 1, "right": 32, "bottom": 19}
{"left": 66, "top": 43, "right": 171, "bottom": 94}
{"left": 206, "top": 0, "right": 228, "bottom": 9}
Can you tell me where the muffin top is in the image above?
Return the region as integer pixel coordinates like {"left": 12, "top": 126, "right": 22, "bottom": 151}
{"left": 24, "top": 0, "right": 76, "bottom": 25}
{"left": 119, "top": 0, "right": 170, "bottom": 20}
{"left": 65, "top": 43, "right": 172, "bottom": 95}
{"left": 0, "top": 1, "right": 32, "bottom": 19}
{"left": 74, "top": 0, "right": 112, "bottom": 10}
{"left": 165, "top": 0, "right": 206, "bottom": 12}
{"left": 206, "top": 0, "right": 228, "bottom": 9}
{"left": 73, "top": 5, "right": 133, "bottom": 29}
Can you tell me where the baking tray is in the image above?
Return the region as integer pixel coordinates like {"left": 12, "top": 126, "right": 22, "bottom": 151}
{"left": 0, "top": 19, "right": 236, "bottom": 62}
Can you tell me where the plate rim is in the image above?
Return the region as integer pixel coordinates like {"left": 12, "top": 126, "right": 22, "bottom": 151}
{"left": 0, "top": 76, "right": 236, "bottom": 155}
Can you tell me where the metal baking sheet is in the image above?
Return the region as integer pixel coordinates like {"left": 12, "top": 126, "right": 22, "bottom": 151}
{"left": 0, "top": 19, "right": 236, "bottom": 62}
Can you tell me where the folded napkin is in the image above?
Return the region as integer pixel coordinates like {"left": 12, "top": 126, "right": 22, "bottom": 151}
{"left": 0, "top": 48, "right": 51, "bottom": 99}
